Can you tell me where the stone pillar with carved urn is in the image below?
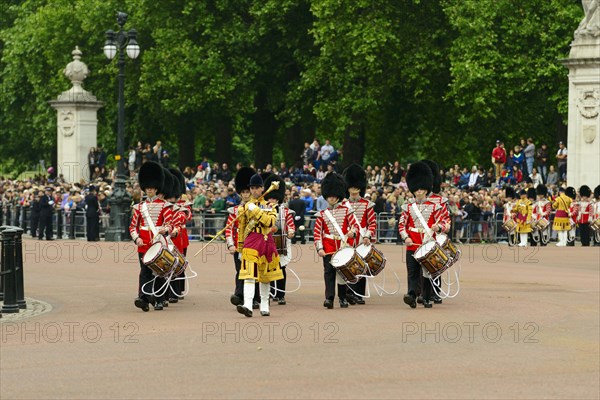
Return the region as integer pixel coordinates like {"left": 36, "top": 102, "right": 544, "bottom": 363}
{"left": 560, "top": 1, "right": 600, "bottom": 189}
{"left": 49, "top": 47, "right": 104, "bottom": 183}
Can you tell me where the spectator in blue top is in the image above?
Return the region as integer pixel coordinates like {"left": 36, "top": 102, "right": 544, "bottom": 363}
{"left": 225, "top": 187, "right": 241, "bottom": 207}
{"left": 301, "top": 188, "right": 314, "bottom": 213}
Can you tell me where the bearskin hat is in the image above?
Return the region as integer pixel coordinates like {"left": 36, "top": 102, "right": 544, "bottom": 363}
{"left": 139, "top": 161, "right": 164, "bottom": 191}
{"left": 527, "top": 187, "right": 536, "bottom": 199}
{"left": 536, "top": 184, "right": 548, "bottom": 197}
{"left": 321, "top": 172, "right": 346, "bottom": 201}
{"left": 579, "top": 185, "right": 592, "bottom": 198}
{"left": 260, "top": 172, "right": 273, "bottom": 183}
{"left": 594, "top": 185, "right": 600, "bottom": 200}
{"left": 263, "top": 175, "right": 286, "bottom": 204}
{"left": 406, "top": 162, "right": 433, "bottom": 194}
{"left": 505, "top": 186, "right": 516, "bottom": 199}
{"left": 160, "top": 169, "right": 175, "bottom": 198}
{"left": 167, "top": 169, "right": 182, "bottom": 199}
{"left": 234, "top": 167, "right": 256, "bottom": 193}
{"left": 169, "top": 168, "right": 186, "bottom": 197}
{"left": 343, "top": 164, "right": 367, "bottom": 197}
{"left": 421, "top": 159, "right": 441, "bottom": 194}
{"left": 249, "top": 173, "right": 264, "bottom": 188}
{"left": 566, "top": 186, "right": 576, "bottom": 199}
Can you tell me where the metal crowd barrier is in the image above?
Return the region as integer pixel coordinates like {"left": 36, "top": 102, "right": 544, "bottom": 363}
{"left": 2, "top": 204, "right": 585, "bottom": 244}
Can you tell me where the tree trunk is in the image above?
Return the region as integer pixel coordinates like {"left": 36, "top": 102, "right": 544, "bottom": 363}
{"left": 284, "top": 123, "right": 306, "bottom": 168}
{"left": 342, "top": 125, "right": 365, "bottom": 168}
{"left": 215, "top": 116, "right": 233, "bottom": 166}
{"left": 252, "top": 91, "right": 277, "bottom": 169}
{"left": 177, "top": 115, "right": 196, "bottom": 169}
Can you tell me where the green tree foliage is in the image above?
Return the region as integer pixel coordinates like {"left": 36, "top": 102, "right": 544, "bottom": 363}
{"left": 0, "top": 0, "right": 585, "bottom": 177}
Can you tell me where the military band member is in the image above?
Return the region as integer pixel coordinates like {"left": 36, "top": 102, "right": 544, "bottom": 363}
{"left": 130, "top": 162, "right": 173, "bottom": 312}
{"left": 513, "top": 189, "right": 533, "bottom": 247}
{"left": 264, "top": 175, "right": 295, "bottom": 305}
{"left": 343, "top": 164, "right": 376, "bottom": 305}
{"left": 566, "top": 187, "right": 578, "bottom": 246}
{"left": 552, "top": 187, "right": 573, "bottom": 247}
{"left": 532, "top": 184, "right": 551, "bottom": 246}
{"left": 576, "top": 185, "right": 593, "bottom": 246}
{"left": 236, "top": 174, "right": 283, "bottom": 317}
{"left": 314, "top": 173, "right": 358, "bottom": 309}
{"left": 503, "top": 187, "right": 517, "bottom": 246}
{"left": 398, "top": 162, "right": 449, "bottom": 309}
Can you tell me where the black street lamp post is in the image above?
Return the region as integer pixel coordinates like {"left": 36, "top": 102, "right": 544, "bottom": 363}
{"left": 103, "top": 12, "right": 140, "bottom": 241}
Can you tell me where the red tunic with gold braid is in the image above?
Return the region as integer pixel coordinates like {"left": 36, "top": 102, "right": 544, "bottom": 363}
{"left": 426, "top": 193, "right": 451, "bottom": 235}
{"left": 575, "top": 200, "right": 592, "bottom": 224}
{"left": 281, "top": 207, "right": 296, "bottom": 235}
{"left": 314, "top": 204, "right": 358, "bottom": 255}
{"left": 532, "top": 199, "right": 552, "bottom": 222}
{"left": 345, "top": 197, "right": 376, "bottom": 247}
{"left": 569, "top": 202, "right": 579, "bottom": 225}
{"left": 225, "top": 205, "right": 241, "bottom": 251}
{"left": 129, "top": 197, "right": 173, "bottom": 254}
{"left": 171, "top": 200, "right": 192, "bottom": 252}
{"left": 398, "top": 198, "right": 449, "bottom": 252}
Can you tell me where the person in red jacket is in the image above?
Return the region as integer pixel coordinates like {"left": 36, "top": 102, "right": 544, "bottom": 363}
{"left": 343, "top": 163, "right": 376, "bottom": 305}
{"left": 398, "top": 162, "right": 447, "bottom": 309}
{"left": 314, "top": 173, "right": 358, "bottom": 309}
{"left": 129, "top": 161, "right": 173, "bottom": 312}
{"left": 576, "top": 185, "right": 593, "bottom": 246}
{"left": 491, "top": 140, "right": 507, "bottom": 183}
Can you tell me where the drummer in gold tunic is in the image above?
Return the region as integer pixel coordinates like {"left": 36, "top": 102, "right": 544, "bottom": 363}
{"left": 236, "top": 174, "right": 283, "bottom": 317}
{"left": 552, "top": 187, "right": 573, "bottom": 247}
{"left": 532, "top": 184, "right": 552, "bottom": 246}
{"left": 398, "top": 162, "right": 447, "bottom": 309}
{"left": 513, "top": 189, "right": 533, "bottom": 247}
{"left": 129, "top": 161, "right": 173, "bottom": 312}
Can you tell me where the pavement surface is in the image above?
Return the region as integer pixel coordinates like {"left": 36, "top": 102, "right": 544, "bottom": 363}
{"left": 1, "top": 239, "right": 599, "bottom": 399}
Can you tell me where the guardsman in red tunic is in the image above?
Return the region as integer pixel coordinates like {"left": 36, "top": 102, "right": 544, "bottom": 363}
{"left": 421, "top": 159, "right": 451, "bottom": 304}
{"left": 576, "top": 185, "right": 593, "bottom": 246}
{"left": 314, "top": 173, "right": 358, "bottom": 309}
{"left": 398, "top": 162, "right": 447, "bottom": 309}
{"left": 226, "top": 167, "right": 258, "bottom": 308}
{"left": 343, "top": 164, "right": 376, "bottom": 305}
{"left": 532, "top": 184, "right": 552, "bottom": 246}
{"left": 264, "top": 175, "right": 295, "bottom": 305}
{"left": 130, "top": 162, "right": 173, "bottom": 312}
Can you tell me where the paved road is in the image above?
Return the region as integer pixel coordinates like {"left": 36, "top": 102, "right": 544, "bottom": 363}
{"left": 1, "top": 239, "right": 599, "bottom": 399}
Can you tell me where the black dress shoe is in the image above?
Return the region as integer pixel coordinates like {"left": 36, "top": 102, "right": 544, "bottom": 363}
{"left": 346, "top": 294, "right": 357, "bottom": 305}
{"left": 260, "top": 311, "right": 270, "bottom": 316}
{"left": 252, "top": 301, "right": 260, "bottom": 310}
{"left": 230, "top": 295, "right": 242, "bottom": 306}
{"left": 417, "top": 295, "right": 423, "bottom": 304}
{"left": 403, "top": 294, "right": 417, "bottom": 309}
{"left": 278, "top": 298, "right": 286, "bottom": 305}
{"left": 154, "top": 302, "right": 164, "bottom": 311}
{"left": 433, "top": 296, "right": 443, "bottom": 304}
{"left": 237, "top": 305, "right": 253, "bottom": 317}
{"left": 356, "top": 298, "right": 366, "bottom": 305}
{"left": 323, "top": 299, "right": 334, "bottom": 309}
{"left": 134, "top": 298, "right": 149, "bottom": 312}
{"left": 423, "top": 299, "right": 433, "bottom": 308}
{"left": 339, "top": 298, "right": 349, "bottom": 308}
{"left": 162, "top": 300, "right": 168, "bottom": 307}
{"left": 168, "top": 298, "right": 179, "bottom": 304}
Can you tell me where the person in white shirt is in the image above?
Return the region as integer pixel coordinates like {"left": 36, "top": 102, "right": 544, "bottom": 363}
{"left": 556, "top": 141, "right": 568, "bottom": 182}
{"left": 318, "top": 139, "right": 334, "bottom": 167}
{"left": 467, "top": 166, "right": 480, "bottom": 190}
{"left": 529, "top": 167, "right": 543, "bottom": 188}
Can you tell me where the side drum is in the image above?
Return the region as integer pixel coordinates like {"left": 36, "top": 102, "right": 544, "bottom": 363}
{"left": 414, "top": 241, "right": 449, "bottom": 279}
{"left": 142, "top": 242, "right": 176, "bottom": 278}
{"left": 356, "top": 244, "right": 386, "bottom": 276}
{"left": 331, "top": 248, "right": 367, "bottom": 284}
{"left": 435, "top": 234, "right": 460, "bottom": 267}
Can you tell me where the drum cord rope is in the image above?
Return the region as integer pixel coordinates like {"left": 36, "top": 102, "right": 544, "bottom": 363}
{"left": 269, "top": 266, "right": 302, "bottom": 297}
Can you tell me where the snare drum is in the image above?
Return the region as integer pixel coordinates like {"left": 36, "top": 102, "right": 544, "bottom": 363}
{"left": 143, "top": 242, "right": 177, "bottom": 278}
{"left": 435, "top": 234, "right": 460, "bottom": 267}
{"left": 534, "top": 218, "right": 549, "bottom": 231}
{"left": 502, "top": 219, "right": 517, "bottom": 233}
{"left": 591, "top": 218, "right": 600, "bottom": 233}
{"left": 274, "top": 230, "right": 288, "bottom": 256}
{"left": 155, "top": 235, "right": 188, "bottom": 276}
{"left": 356, "top": 244, "right": 386, "bottom": 276}
{"left": 414, "top": 241, "right": 449, "bottom": 279}
{"left": 331, "top": 248, "right": 367, "bottom": 284}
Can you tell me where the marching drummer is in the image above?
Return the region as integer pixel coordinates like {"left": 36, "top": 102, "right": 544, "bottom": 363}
{"left": 532, "top": 184, "right": 552, "bottom": 246}
{"left": 314, "top": 173, "right": 359, "bottom": 309}
{"left": 130, "top": 161, "right": 173, "bottom": 312}
{"left": 576, "top": 185, "right": 593, "bottom": 246}
{"left": 513, "top": 189, "right": 533, "bottom": 247}
{"left": 343, "top": 164, "right": 376, "bottom": 305}
{"left": 503, "top": 187, "right": 517, "bottom": 246}
{"left": 398, "top": 162, "right": 449, "bottom": 309}
{"left": 552, "top": 187, "right": 573, "bottom": 247}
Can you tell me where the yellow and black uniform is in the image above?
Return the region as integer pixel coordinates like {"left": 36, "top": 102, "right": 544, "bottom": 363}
{"left": 552, "top": 188, "right": 573, "bottom": 246}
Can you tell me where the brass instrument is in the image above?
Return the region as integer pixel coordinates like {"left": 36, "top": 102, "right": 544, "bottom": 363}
{"left": 193, "top": 181, "right": 280, "bottom": 257}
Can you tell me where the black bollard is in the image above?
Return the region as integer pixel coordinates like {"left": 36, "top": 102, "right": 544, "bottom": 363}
{"left": 13, "top": 227, "right": 26, "bottom": 309}
{"left": 1, "top": 228, "right": 19, "bottom": 313}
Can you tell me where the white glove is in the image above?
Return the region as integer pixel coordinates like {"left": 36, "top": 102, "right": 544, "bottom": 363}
{"left": 247, "top": 203, "right": 257, "bottom": 212}
{"left": 294, "top": 216, "right": 300, "bottom": 221}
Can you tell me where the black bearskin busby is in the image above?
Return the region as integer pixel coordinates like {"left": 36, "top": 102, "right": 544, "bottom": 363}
{"left": 249, "top": 173, "right": 264, "bottom": 188}
{"left": 343, "top": 164, "right": 367, "bottom": 197}
{"left": 579, "top": 185, "right": 592, "bottom": 198}
{"left": 527, "top": 187, "right": 536, "bottom": 200}
{"left": 235, "top": 167, "right": 256, "bottom": 194}
{"left": 321, "top": 173, "right": 346, "bottom": 201}
{"left": 566, "top": 186, "right": 576, "bottom": 200}
{"left": 169, "top": 168, "right": 186, "bottom": 198}
{"left": 263, "top": 175, "right": 286, "bottom": 204}
{"left": 594, "top": 185, "right": 600, "bottom": 200}
{"left": 519, "top": 189, "right": 527, "bottom": 197}
{"left": 505, "top": 186, "right": 516, "bottom": 199}
{"left": 406, "top": 162, "right": 433, "bottom": 194}
{"left": 260, "top": 172, "right": 273, "bottom": 183}
{"left": 139, "top": 161, "right": 164, "bottom": 191}
{"left": 160, "top": 169, "right": 175, "bottom": 199}
{"left": 421, "top": 159, "right": 441, "bottom": 194}
{"left": 536, "top": 184, "right": 548, "bottom": 197}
